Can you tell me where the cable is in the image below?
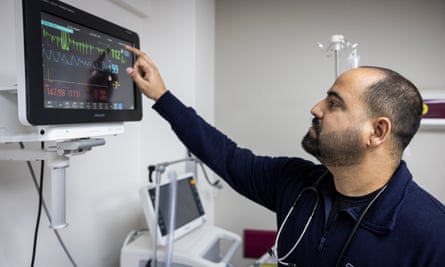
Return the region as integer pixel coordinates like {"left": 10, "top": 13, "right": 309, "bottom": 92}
{"left": 187, "top": 150, "right": 222, "bottom": 189}
{"left": 147, "top": 153, "right": 222, "bottom": 189}
{"left": 20, "top": 142, "right": 78, "bottom": 267}
{"left": 30, "top": 156, "right": 44, "bottom": 267}
{"left": 197, "top": 161, "right": 222, "bottom": 189}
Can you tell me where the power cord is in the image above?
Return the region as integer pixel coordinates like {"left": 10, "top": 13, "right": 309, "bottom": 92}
{"left": 197, "top": 161, "right": 222, "bottom": 189}
{"left": 30, "top": 155, "right": 44, "bottom": 267}
{"left": 147, "top": 152, "right": 222, "bottom": 189}
{"left": 19, "top": 142, "right": 78, "bottom": 267}
{"left": 186, "top": 150, "right": 222, "bottom": 189}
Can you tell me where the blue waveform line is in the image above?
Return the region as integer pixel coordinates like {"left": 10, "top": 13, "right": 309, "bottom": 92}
{"left": 42, "top": 48, "right": 93, "bottom": 69}
{"left": 42, "top": 48, "right": 120, "bottom": 74}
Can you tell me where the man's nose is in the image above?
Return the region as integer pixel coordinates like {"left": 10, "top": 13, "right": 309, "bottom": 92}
{"left": 310, "top": 100, "right": 324, "bottom": 119}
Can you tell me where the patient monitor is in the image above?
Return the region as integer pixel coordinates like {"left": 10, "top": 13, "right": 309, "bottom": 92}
{"left": 1, "top": 0, "right": 141, "bottom": 142}
{"left": 121, "top": 172, "right": 240, "bottom": 267}
{"left": 139, "top": 173, "right": 207, "bottom": 246}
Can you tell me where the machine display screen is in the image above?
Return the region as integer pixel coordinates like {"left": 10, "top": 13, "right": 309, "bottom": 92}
{"left": 41, "top": 12, "right": 135, "bottom": 111}
{"left": 149, "top": 176, "right": 206, "bottom": 236}
{"left": 18, "top": 0, "right": 141, "bottom": 125}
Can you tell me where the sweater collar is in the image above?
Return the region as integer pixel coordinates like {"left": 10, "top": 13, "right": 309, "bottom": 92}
{"left": 320, "top": 161, "right": 412, "bottom": 235}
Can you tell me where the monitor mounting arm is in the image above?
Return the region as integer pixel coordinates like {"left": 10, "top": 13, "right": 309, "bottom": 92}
{"left": 0, "top": 138, "right": 105, "bottom": 229}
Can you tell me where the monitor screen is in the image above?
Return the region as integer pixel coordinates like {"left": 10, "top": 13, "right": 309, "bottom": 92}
{"left": 16, "top": 0, "right": 142, "bottom": 125}
{"left": 41, "top": 12, "right": 135, "bottom": 111}
{"left": 140, "top": 173, "right": 207, "bottom": 246}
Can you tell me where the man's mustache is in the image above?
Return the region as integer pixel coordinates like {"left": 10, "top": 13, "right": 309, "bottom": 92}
{"left": 312, "top": 117, "right": 321, "bottom": 135}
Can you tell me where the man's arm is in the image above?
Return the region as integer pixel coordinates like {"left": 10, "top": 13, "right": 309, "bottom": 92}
{"left": 124, "top": 46, "right": 307, "bottom": 211}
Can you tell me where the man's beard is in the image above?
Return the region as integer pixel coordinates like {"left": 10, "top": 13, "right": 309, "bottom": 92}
{"left": 302, "top": 118, "right": 365, "bottom": 167}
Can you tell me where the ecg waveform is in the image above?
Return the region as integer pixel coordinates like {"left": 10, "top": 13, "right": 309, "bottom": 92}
{"left": 42, "top": 48, "right": 121, "bottom": 76}
{"left": 41, "top": 26, "right": 127, "bottom": 64}
{"left": 42, "top": 48, "right": 93, "bottom": 69}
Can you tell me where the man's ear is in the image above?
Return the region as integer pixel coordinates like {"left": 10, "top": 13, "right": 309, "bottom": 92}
{"left": 368, "top": 117, "right": 391, "bottom": 147}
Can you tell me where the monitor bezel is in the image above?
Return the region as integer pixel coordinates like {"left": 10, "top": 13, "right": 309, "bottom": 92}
{"left": 16, "top": 0, "right": 142, "bottom": 126}
{"left": 140, "top": 173, "right": 207, "bottom": 246}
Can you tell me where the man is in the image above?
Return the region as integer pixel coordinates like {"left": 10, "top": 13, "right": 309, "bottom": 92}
{"left": 126, "top": 46, "right": 445, "bottom": 267}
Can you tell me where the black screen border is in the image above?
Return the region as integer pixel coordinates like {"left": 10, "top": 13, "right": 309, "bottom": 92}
{"left": 20, "top": 0, "right": 142, "bottom": 125}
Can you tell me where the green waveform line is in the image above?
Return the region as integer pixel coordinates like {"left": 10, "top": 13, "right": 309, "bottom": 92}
{"left": 42, "top": 26, "right": 127, "bottom": 64}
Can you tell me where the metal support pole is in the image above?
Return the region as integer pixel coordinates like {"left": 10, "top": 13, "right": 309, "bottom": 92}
{"left": 47, "top": 157, "right": 69, "bottom": 229}
{"left": 331, "top": 34, "right": 344, "bottom": 78}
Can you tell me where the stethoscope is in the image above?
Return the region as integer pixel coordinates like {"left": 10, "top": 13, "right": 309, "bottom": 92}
{"left": 270, "top": 171, "right": 388, "bottom": 267}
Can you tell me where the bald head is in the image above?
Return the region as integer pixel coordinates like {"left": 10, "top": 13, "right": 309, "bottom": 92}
{"left": 336, "top": 67, "right": 387, "bottom": 92}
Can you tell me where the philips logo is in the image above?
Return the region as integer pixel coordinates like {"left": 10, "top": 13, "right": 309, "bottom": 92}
{"left": 94, "top": 113, "right": 106, "bottom": 118}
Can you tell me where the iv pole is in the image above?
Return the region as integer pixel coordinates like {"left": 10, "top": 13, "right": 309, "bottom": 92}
{"left": 148, "top": 155, "right": 200, "bottom": 267}
{"left": 146, "top": 151, "right": 222, "bottom": 267}
{"left": 318, "top": 34, "right": 360, "bottom": 78}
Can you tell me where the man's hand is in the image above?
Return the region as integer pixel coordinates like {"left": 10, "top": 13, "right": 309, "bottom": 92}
{"left": 125, "top": 46, "right": 167, "bottom": 101}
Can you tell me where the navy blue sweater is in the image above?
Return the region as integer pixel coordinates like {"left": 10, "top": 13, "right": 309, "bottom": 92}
{"left": 153, "top": 91, "right": 445, "bottom": 267}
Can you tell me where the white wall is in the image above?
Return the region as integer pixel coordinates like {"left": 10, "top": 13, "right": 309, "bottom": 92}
{"left": 215, "top": 0, "right": 445, "bottom": 266}
{"left": 0, "top": 0, "right": 214, "bottom": 266}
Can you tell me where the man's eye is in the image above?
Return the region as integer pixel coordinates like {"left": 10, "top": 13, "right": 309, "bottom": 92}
{"left": 329, "top": 100, "right": 339, "bottom": 108}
